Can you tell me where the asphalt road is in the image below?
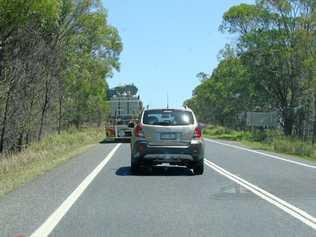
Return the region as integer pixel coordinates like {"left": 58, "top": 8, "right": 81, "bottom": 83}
{"left": 0, "top": 139, "right": 316, "bottom": 237}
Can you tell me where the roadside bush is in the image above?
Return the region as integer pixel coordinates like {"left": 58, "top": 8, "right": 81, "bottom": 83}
{"left": 204, "top": 124, "right": 316, "bottom": 161}
{"left": 0, "top": 128, "right": 104, "bottom": 197}
{"left": 272, "top": 137, "right": 314, "bottom": 157}
{"left": 204, "top": 125, "right": 243, "bottom": 141}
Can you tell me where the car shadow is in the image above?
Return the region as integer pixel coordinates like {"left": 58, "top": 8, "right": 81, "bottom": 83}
{"left": 99, "top": 138, "right": 130, "bottom": 144}
{"left": 115, "top": 166, "right": 194, "bottom": 176}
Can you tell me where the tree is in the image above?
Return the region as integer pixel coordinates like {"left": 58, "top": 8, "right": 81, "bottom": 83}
{"left": 188, "top": 0, "right": 316, "bottom": 137}
{"left": 186, "top": 55, "right": 262, "bottom": 127}
{"left": 219, "top": 0, "right": 315, "bottom": 135}
{"left": 108, "top": 84, "right": 139, "bottom": 97}
{"left": 0, "top": 0, "right": 123, "bottom": 152}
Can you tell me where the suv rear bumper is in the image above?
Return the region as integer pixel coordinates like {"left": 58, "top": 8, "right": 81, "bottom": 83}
{"left": 132, "top": 140, "right": 204, "bottom": 165}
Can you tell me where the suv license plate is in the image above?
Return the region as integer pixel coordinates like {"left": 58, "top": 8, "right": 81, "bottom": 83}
{"left": 160, "top": 133, "right": 177, "bottom": 140}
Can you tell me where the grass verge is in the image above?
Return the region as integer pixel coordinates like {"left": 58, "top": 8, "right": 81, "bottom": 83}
{"left": 204, "top": 125, "right": 316, "bottom": 162}
{"left": 0, "top": 128, "right": 104, "bottom": 197}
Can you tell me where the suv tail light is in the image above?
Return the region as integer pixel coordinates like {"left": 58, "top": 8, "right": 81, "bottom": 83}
{"left": 193, "top": 127, "right": 202, "bottom": 139}
{"left": 134, "top": 124, "right": 144, "bottom": 138}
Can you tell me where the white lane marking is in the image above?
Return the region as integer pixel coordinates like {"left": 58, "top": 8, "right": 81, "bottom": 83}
{"left": 204, "top": 159, "right": 316, "bottom": 230}
{"left": 30, "top": 143, "right": 122, "bottom": 237}
{"left": 205, "top": 138, "right": 316, "bottom": 169}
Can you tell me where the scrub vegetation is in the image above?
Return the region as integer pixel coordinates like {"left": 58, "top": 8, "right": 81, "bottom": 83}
{"left": 0, "top": 127, "right": 103, "bottom": 197}
{"left": 204, "top": 125, "right": 316, "bottom": 162}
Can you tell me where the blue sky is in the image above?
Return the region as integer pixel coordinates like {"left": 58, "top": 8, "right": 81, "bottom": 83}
{"left": 103, "top": 0, "right": 253, "bottom": 108}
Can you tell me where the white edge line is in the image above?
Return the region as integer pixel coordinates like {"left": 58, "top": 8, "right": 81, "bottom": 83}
{"left": 30, "top": 143, "right": 122, "bottom": 237}
{"left": 204, "top": 159, "right": 316, "bottom": 230}
{"left": 205, "top": 138, "right": 316, "bottom": 169}
{"left": 205, "top": 159, "right": 316, "bottom": 223}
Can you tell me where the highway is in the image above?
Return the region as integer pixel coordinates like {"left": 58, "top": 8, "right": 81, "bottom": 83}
{"left": 0, "top": 139, "right": 316, "bottom": 237}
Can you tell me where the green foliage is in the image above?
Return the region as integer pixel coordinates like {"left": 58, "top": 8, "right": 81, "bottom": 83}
{"left": 188, "top": 0, "right": 316, "bottom": 138}
{"left": 0, "top": 0, "right": 61, "bottom": 35}
{"left": 186, "top": 55, "right": 265, "bottom": 127}
{"left": 108, "top": 84, "right": 139, "bottom": 97}
{"left": 60, "top": 0, "right": 122, "bottom": 128}
{"left": 0, "top": 0, "right": 122, "bottom": 152}
{"left": 272, "top": 138, "right": 314, "bottom": 157}
{"left": 220, "top": 4, "right": 267, "bottom": 34}
{"left": 204, "top": 125, "right": 316, "bottom": 161}
{"left": 204, "top": 125, "right": 244, "bottom": 141}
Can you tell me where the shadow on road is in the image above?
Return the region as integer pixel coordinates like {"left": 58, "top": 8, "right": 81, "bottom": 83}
{"left": 116, "top": 166, "right": 194, "bottom": 176}
{"left": 99, "top": 138, "right": 130, "bottom": 144}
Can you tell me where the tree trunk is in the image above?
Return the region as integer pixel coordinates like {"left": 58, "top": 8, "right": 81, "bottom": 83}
{"left": 0, "top": 71, "right": 13, "bottom": 153}
{"left": 0, "top": 89, "right": 10, "bottom": 153}
{"left": 75, "top": 92, "right": 81, "bottom": 129}
{"left": 97, "top": 107, "right": 101, "bottom": 127}
{"left": 24, "top": 88, "right": 35, "bottom": 147}
{"left": 38, "top": 79, "right": 50, "bottom": 141}
{"left": 282, "top": 109, "right": 294, "bottom": 136}
{"left": 58, "top": 94, "right": 63, "bottom": 134}
{"left": 17, "top": 132, "right": 23, "bottom": 152}
{"left": 312, "top": 93, "right": 316, "bottom": 144}
{"left": 76, "top": 105, "right": 81, "bottom": 129}
{"left": 25, "top": 132, "right": 30, "bottom": 146}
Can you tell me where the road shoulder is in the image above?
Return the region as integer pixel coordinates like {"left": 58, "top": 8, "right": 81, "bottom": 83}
{"left": 205, "top": 138, "right": 316, "bottom": 168}
{"left": 0, "top": 143, "right": 116, "bottom": 237}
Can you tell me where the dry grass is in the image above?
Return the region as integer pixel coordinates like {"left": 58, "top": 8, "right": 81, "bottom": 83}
{"left": 0, "top": 128, "right": 104, "bottom": 197}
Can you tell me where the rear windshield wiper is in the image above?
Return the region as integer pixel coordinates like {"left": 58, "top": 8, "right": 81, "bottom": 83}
{"left": 153, "top": 121, "right": 171, "bottom": 126}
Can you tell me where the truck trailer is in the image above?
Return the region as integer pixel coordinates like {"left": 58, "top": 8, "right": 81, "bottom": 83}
{"left": 105, "top": 96, "right": 143, "bottom": 141}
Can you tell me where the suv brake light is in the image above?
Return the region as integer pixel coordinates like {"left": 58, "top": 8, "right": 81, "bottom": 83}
{"left": 135, "top": 124, "right": 144, "bottom": 138}
{"left": 193, "top": 127, "right": 202, "bottom": 139}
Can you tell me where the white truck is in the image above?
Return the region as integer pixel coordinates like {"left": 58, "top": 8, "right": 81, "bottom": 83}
{"left": 105, "top": 96, "right": 143, "bottom": 140}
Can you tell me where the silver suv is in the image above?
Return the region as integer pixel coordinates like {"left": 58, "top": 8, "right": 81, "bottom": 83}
{"left": 129, "top": 108, "right": 204, "bottom": 175}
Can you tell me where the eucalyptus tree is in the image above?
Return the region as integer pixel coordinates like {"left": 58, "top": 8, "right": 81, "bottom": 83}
{"left": 220, "top": 0, "right": 315, "bottom": 135}
{"left": 0, "top": 0, "right": 122, "bottom": 152}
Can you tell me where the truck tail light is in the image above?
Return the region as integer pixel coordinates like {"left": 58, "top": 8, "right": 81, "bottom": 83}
{"left": 106, "top": 127, "right": 115, "bottom": 137}
{"left": 193, "top": 127, "right": 202, "bottom": 139}
{"left": 135, "top": 124, "right": 144, "bottom": 138}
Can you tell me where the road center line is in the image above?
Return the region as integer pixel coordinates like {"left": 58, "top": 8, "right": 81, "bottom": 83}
{"left": 204, "top": 159, "right": 316, "bottom": 231}
{"left": 30, "top": 143, "right": 122, "bottom": 237}
{"left": 205, "top": 138, "right": 316, "bottom": 169}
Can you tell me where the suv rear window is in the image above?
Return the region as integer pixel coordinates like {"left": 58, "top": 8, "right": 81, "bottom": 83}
{"left": 143, "top": 109, "right": 194, "bottom": 126}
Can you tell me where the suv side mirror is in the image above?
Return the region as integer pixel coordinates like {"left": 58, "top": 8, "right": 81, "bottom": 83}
{"left": 128, "top": 122, "right": 135, "bottom": 128}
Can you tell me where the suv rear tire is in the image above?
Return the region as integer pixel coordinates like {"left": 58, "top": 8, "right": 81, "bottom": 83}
{"left": 193, "top": 160, "right": 204, "bottom": 175}
{"left": 130, "top": 161, "right": 139, "bottom": 174}
{"left": 130, "top": 153, "right": 139, "bottom": 174}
